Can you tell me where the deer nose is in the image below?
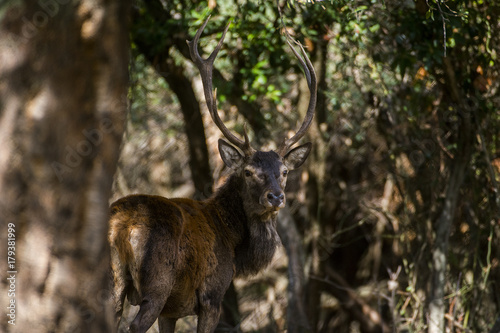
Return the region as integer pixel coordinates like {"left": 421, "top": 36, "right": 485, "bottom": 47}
{"left": 267, "top": 192, "right": 284, "bottom": 207}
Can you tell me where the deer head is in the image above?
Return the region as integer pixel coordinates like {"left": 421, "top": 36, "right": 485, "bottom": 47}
{"left": 187, "top": 16, "right": 316, "bottom": 215}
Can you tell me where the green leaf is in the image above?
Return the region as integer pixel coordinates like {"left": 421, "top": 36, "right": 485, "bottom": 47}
{"left": 369, "top": 24, "right": 380, "bottom": 33}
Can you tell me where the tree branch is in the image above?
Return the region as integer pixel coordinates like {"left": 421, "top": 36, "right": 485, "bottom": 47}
{"left": 313, "top": 266, "right": 389, "bottom": 333}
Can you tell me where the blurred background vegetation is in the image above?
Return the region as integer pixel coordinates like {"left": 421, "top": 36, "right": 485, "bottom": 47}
{"left": 113, "top": 0, "right": 499, "bottom": 331}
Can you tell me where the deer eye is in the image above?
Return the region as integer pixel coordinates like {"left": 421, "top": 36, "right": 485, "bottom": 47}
{"left": 282, "top": 170, "right": 288, "bottom": 177}
{"left": 244, "top": 170, "right": 253, "bottom": 177}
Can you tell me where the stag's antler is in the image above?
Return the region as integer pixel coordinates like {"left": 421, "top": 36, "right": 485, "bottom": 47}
{"left": 187, "top": 16, "right": 255, "bottom": 155}
{"left": 276, "top": 35, "right": 317, "bottom": 156}
{"left": 187, "top": 16, "right": 316, "bottom": 156}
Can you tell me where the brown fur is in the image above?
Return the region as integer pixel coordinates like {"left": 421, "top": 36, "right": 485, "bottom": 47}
{"left": 109, "top": 144, "right": 311, "bottom": 333}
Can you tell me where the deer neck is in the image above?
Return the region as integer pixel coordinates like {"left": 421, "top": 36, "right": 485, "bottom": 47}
{"left": 211, "top": 174, "right": 280, "bottom": 277}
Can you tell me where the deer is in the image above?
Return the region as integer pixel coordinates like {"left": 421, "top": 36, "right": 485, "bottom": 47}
{"left": 108, "top": 16, "right": 317, "bottom": 333}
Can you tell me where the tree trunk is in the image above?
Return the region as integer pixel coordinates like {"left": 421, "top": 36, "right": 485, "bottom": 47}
{"left": 277, "top": 207, "right": 310, "bottom": 332}
{"left": 428, "top": 130, "right": 471, "bottom": 332}
{"left": 428, "top": 58, "right": 473, "bottom": 333}
{"left": 159, "top": 58, "right": 214, "bottom": 198}
{"left": 0, "top": 1, "right": 130, "bottom": 332}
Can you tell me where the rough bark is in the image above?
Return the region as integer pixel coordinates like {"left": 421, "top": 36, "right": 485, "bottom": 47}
{"left": 0, "top": 1, "right": 130, "bottom": 332}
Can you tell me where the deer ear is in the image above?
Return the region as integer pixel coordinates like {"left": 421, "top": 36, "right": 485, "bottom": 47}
{"left": 219, "top": 139, "right": 244, "bottom": 169}
{"left": 283, "top": 142, "right": 312, "bottom": 170}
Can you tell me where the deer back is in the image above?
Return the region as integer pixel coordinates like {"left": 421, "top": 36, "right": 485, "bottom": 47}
{"left": 109, "top": 195, "right": 226, "bottom": 305}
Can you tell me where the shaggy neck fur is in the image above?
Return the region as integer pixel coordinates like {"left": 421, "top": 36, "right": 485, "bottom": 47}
{"left": 210, "top": 173, "right": 280, "bottom": 277}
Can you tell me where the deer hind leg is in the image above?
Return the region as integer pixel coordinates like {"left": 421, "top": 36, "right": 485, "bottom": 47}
{"left": 129, "top": 295, "right": 168, "bottom": 333}
{"left": 128, "top": 269, "right": 173, "bottom": 333}
{"left": 113, "top": 280, "right": 127, "bottom": 328}
{"left": 129, "top": 257, "right": 175, "bottom": 333}
{"left": 129, "top": 297, "right": 165, "bottom": 333}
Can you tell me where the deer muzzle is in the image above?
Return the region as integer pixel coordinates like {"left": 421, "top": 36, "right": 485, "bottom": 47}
{"left": 262, "top": 190, "right": 285, "bottom": 209}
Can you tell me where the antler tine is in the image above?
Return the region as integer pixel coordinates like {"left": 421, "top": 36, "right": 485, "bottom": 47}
{"left": 277, "top": 36, "right": 317, "bottom": 156}
{"left": 187, "top": 16, "right": 254, "bottom": 155}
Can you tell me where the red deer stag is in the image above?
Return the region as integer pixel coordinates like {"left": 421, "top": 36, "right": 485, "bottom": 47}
{"left": 109, "top": 16, "right": 317, "bottom": 333}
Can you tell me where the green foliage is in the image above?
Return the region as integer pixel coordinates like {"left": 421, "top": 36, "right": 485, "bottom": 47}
{"left": 129, "top": 53, "right": 183, "bottom": 136}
